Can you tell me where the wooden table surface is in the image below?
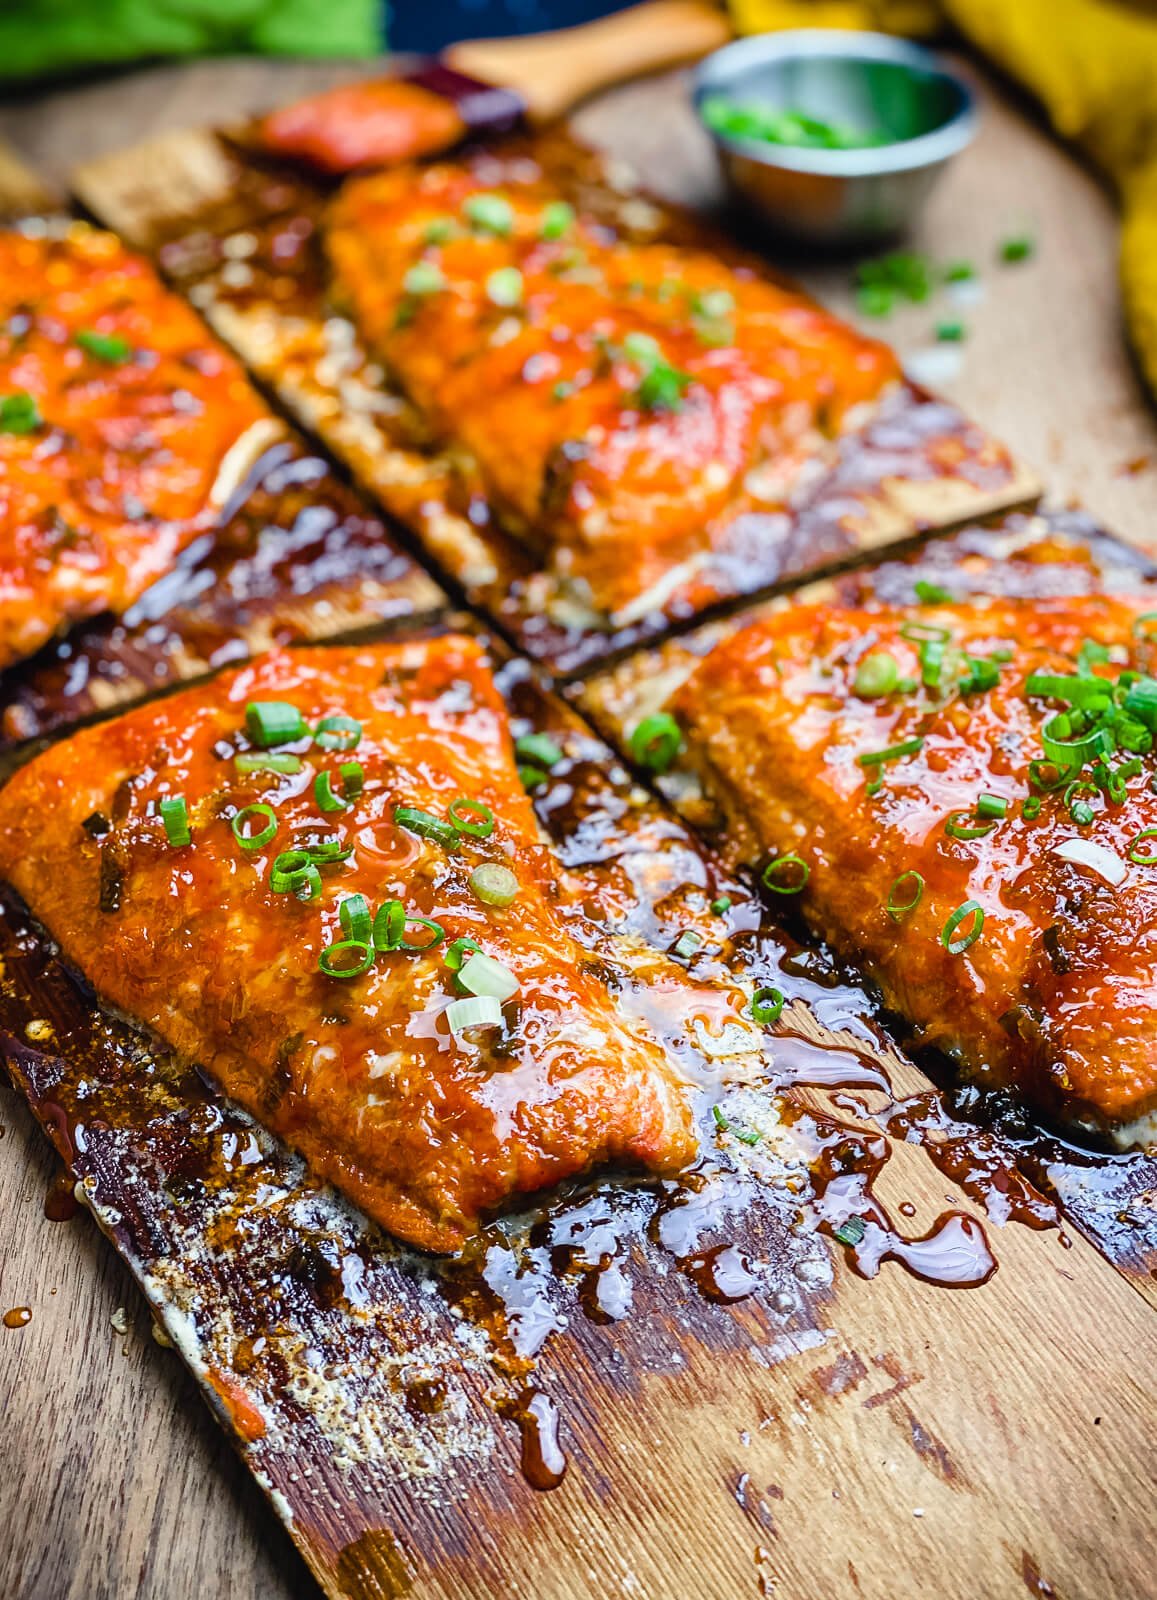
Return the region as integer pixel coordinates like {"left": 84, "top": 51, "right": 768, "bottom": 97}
{"left": 1, "top": 53, "right": 1155, "bottom": 1600}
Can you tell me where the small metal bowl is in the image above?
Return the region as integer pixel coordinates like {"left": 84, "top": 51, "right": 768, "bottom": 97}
{"left": 692, "top": 30, "right": 977, "bottom": 247}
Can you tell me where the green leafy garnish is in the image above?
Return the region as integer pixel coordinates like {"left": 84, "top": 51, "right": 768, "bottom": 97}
{"left": 75, "top": 329, "right": 132, "bottom": 364}
{"left": 0, "top": 390, "right": 41, "bottom": 434}
{"left": 1000, "top": 234, "right": 1034, "bottom": 263}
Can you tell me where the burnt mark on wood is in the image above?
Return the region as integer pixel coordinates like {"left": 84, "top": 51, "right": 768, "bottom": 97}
{"left": 900, "top": 1405, "right": 965, "bottom": 1487}
{"left": 335, "top": 1530, "right": 416, "bottom": 1600}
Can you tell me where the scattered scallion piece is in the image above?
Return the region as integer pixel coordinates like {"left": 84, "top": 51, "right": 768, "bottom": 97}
{"left": 0, "top": 390, "right": 41, "bottom": 434}
{"left": 857, "top": 736, "right": 924, "bottom": 769}
{"left": 539, "top": 200, "right": 574, "bottom": 240}
{"left": 303, "top": 838, "right": 353, "bottom": 862}
{"left": 402, "top": 261, "right": 445, "bottom": 296}
{"left": 457, "top": 950, "right": 519, "bottom": 1001}
{"left": 318, "top": 940, "right": 374, "bottom": 979}
{"left": 515, "top": 732, "right": 563, "bottom": 770}
{"left": 1000, "top": 234, "right": 1034, "bottom": 263}
{"left": 245, "top": 701, "right": 307, "bottom": 748}
{"left": 231, "top": 802, "right": 278, "bottom": 852}
{"left": 634, "top": 360, "right": 692, "bottom": 413}
{"left": 315, "top": 761, "right": 364, "bottom": 814}
{"left": 673, "top": 930, "right": 702, "bottom": 960}
{"left": 975, "top": 794, "right": 1008, "bottom": 820}
{"left": 446, "top": 994, "right": 503, "bottom": 1035}
{"left": 519, "top": 764, "right": 549, "bottom": 791}
{"left": 443, "top": 935, "right": 482, "bottom": 972}
{"left": 943, "top": 261, "right": 975, "bottom": 283}
{"left": 486, "top": 267, "right": 524, "bottom": 308}
{"left": 945, "top": 811, "right": 997, "bottom": 841}
{"left": 76, "top": 328, "right": 132, "bottom": 364}
{"left": 158, "top": 795, "right": 190, "bottom": 847}
{"left": 936, "top": 320, "right": 965, "bottom": 342}
{"left": 372, "top": 899, "right": 405, "bottom": 951}
{"left": 423, "top": 216, "right": 456, "bottom": 245}
{"left": 629, "top": 712, "right": 683, "bottom": 773}
{"left": 464, "top": 193, "right": 514, "bottom": 236}
{"left": 470, "top": 862, "right": 519, "bottom": 907}
{"left": 913, "top": 579, "right": 953, "bottom": 604}
{"left": 751, "top": 986, "right": 784, "bottom": 1025}
{"left": 886, "top": 869, "right": 924, "bottom": 921}
{"left": 395, "top": 804, "right": 460, "bottom": 850}
{"left": 449, "top": 797, "right": 494, "bottom": 838}
{"left": 712, "top": 1104, "right": 729, "bottom": 1132}
{"left": 269, "top": 849, "right": 322, "bottom": 900}
{"left": 234, "top": 752, "right": 302, "bottom": 776}
{"left": 1022, "top": 796, "right": 1042, "bottom": 819}
{"left": 853, "top": 651, "right": 899, "bottom": 699}
{"left": 834, "top": 1216, "right": 867, "bottom": 1247}
{"left": 397, "top": 915, "right": 444, "bottom": 952}
{"left": 941, "top": 899, "right": 984, "bottom": 954}
{"left": 710, "top": 895, "right": 732, "bottom": 916}
{"left": 338, "top": 893, "right": 373, "bottom": 943}
{"left": 761, "top": 853, "right": 809, "bottom": 894}
{"left": 314, "top": 715, "right": 362, "bottom": 752}
{"left": 1127, "top": 827, "right": 1157, "bottom": 865}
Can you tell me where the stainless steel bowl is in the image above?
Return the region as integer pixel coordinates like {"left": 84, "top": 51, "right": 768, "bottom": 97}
{"left": 692, "top": 30, "right": 977, "bottom": 247}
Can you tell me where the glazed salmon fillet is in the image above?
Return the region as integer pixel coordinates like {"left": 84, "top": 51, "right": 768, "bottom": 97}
{"left": 672, "top": 594, "right": 1157, "bottom": 1139}
{"left": 0, "top": 225, "right": 271, "bottom": 673}
{"left": 0, "top": 637, "right": 698, "bottom": 1251}
{"left": 326, "top": 163, "right": 899, "bottom": 622}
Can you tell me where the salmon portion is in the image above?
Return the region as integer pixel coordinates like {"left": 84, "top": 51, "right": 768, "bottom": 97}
{"left": 673, "top": 594, "right": 1157, "bottom": 1136}
{"left": 0, "top": 226, "right": 270, "bottom": 673}
{"left": 326, "top": 163, "right": 899, "bottom": 621}
{"left": 0, "top": 637, "right": 697, "bottom": 1250}
{"left": 259, "top": 79, "right": 468, "bottom": 174}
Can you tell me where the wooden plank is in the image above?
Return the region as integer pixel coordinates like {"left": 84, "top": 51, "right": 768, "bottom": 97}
{"left": 0, "top": 58, "right": 1154, "bottom": 1600}
{"left": 1, "top": 635, "right": 1155, "bottom": 1600}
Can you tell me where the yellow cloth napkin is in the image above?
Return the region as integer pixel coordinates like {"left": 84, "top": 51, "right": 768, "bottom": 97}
{"left": 727, "top": 0, "right": 1157, "bottom": 404}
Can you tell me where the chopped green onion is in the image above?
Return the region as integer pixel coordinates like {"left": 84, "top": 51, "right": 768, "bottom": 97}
{"left": 673, "top": 930, "right": 702, "bottom": 960}
{"left": 712, "top": 1104, "right": 729, "bottom": 1132}
{"left": 1022, "top": 796, "right": 1042, "bottom": 820}
{"left": 944, "top": 811, "right": 997, "bottom": 841}
{"left": 853, "top": 651, "right": 899, "bottom": 699}
{"left": 0, "top": 390, "right": 41, "bottom": 434}
{"left": 315, "top": 761, "right": 364, "bottom": 814}
{"left": 710, "top": 895, "right": 732, "bottom": 916}
{"left": 751, "top": 986, "right": 784, "bottom": 1025}
{"left": 943, "top": 261, "right": 975, "bottom": 283}
{"left": 1000, "top": 235, "right": 1034, "bottom": 263}
{"left": 448, "top": 797, "right": 494, "bottom": 838}
{"left": 423, "top": 216, "right": 456, "bottom": 244}
{"left": 514, "top": 733, "right": 563, "bottom": 770}
{"left": 519, "top": 765, "right": 549, "bottom": 791}
{"left": 539, "top": 200, "right": 574, "bottom": 240}
{"left": 856, "top": 737, "right": 924, "bottom": 769}
{"left": 1077, "top": 639, "right": 1111, "bottom": 676}
{"left": 1127, "top": 828, "right": 1157, "bottom": 865}
{"left": 337, "top": 894, "right": 372, "bottom": 943}
{"left": 900, "top": 621, "right": 950, "bottom": 644}
{"left": 941, "top": 899, "right": 984, "bottom": 954}
{"left": 919, "top": 637, "right": 945, "bottom": 688}
{"left": 628, "top": 712, "right": 683, "bottom": 773}
{"left": 834, "top": 1216, "right": 867, "bottom": 1247}
{"left": 372, "top": 899, "right": 405, "bottom": 950}
{"left": 402, "top": 261, "right": 445, "bottom": 296}
{"left": 960, "top": 656, "right": 1002, "bottom": 695}
{"left": 1133, "top": 612, "right": 1157, "bottom": 642}
{"left": 395, "top": 805, "right": 460, "bottom": 850}
{"left": 1025, "top": 672, "right": 1111, "bottom": 710}
{"left": 761, "top": 853, "right": 809, "bottom": 894}
{"left": 464, "top": 193, "right": 514, "bottom": 236}
{"left": 913, "top": 579, "right": 953, "bottom": 604}
{"left": 486, "top": 267, "right": 524, "bottom": 308}
{"left": 1123, "top": 677, "right": 1157, "bottom": 729}
{"left": 976, "top": 794, "right": 1008, "bottom": 820}
{"left": 318, "top": 940, "right": 374, "bottom": 979}
{"left": 245, "top": 701, "right": 306, "bottom": 748}
{"left": 234, "top": 752, "right": 302, "bottom": 776}
{"left": 458, "top": 950, "right": 519, "bottom": 1001}
{"left": 1069, "top": 799, "right": 1096, "bottom": 827}
{"left": 76, "top": 328, "right": 132, "bottom": 364}
{"left": 231, "top": 802, "right": 278, "bottom": 852}
{"left": 446, "top": 995, "right": 503, "bottom": 1035}
{"left": 469, "top": 863, "right": 519, "bottom": 907}
{"left": 158, "top": 795, "right": 190, "bottom": 847}
{"left": 314, "top": 715, "right": 362, "bottom": 752}
{"left": 936, "top": 320, "right": 965, "bottom": 342}
{"left": 398, "top": 915, "right": 444, "bottom": 952}
{"left": 303, "top": 838, "right": 353, "bottom": 862}
{"left": 886, "top": 869, "right": 924, "bottom": 920}
{"left": 634, "top": 361, "right": 692, "bottom": 413}
{"left": 269, "top": 850, "right": 322, "bottom": 900}
{"left": 443, "top": 935, "right": 482, "bottom": 971}
{"left": 1028, "top": 758, "right": 1075, "bottom": 793}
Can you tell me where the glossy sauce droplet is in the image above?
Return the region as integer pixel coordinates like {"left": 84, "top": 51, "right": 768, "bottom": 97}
{"left": 499, "top": 1387, "right": 567, "bottom": 1491}
{"left": 44, "top": 1171, "right": 79, "bottom": 1222}
{"left": 3, "top": 1306, "right": 32, "bottom": 1329}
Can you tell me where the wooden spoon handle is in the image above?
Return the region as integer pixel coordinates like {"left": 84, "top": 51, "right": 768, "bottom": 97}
{"left": 445, "top": 0, "right": 730, "bottom": 126}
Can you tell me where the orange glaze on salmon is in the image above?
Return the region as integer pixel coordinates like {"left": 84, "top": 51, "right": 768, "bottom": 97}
{"left": 0, "top": 226, "right": 270, "bottom": 674}
{"left": 672, "top": 594, "right": 1157, "bottom": 1137}
{"left": 0, "top": 637, "right": 701, "bottom": 1251}
{"left": 325, "top": 164, "right": 899, "bottom": 622}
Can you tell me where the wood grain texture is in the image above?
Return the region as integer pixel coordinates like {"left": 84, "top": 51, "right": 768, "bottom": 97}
{"left": 0, "top": 55, "right": 1156, "bottom": 1600}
